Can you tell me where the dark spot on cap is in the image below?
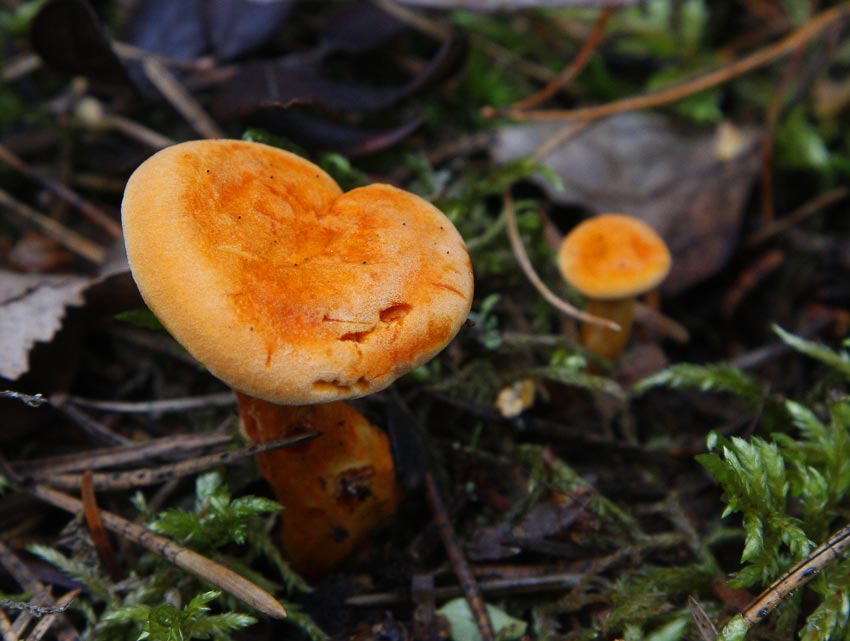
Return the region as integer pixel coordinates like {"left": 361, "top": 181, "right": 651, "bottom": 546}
{"left": 330, "top": 526, "right": 349, "bottom": 542}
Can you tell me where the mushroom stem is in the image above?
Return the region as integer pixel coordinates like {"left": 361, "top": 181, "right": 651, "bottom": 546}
{"left": 236, "top": 393, "right": 401, "bottom": 577}
{"left": 581, "top": 297, "right": 635, "bottom": 366}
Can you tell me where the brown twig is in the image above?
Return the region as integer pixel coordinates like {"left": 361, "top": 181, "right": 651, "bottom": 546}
{"left": 503, "top": 193, "right": 620, "bottom": 331}
{"left": 747, "top": 185, "right": 849, "bottom": 246}
{"left": 0, "top": 609, "right": 15, "bottom": 641}
{"left": 142, "top": 58, "right": 226, "bottom": 139}
{"left": 722, "top": 249, "right": 786, "bottom": 316}
{"left": 48, "top": 395, "right": 133, "bottom": 446}
{"left": 14, "top": 432, "right": 231, "bottom": 476}
{"left": 38, "top": 432, "right": 320, "bottom": 491}
{"left": 0, "top": 542, "right": 78, "bottom": 641}
{"left": 81, "top": 471, "right": 123, "bottom": 581}
{"left": 487, "top": 4, "right": 850, "bottom": 123}
{"left": 1, "top": 53, "right": 40, "bottom": 82}
{"left": 101, "top": 113, "right": 175, "bottom": 150}
{"left": 347, "top": 570, "right": 585, "bottom": 607}
{"left": 0, "top": 188, "right": 106, "bottom": 264}
{"left": 0, "top": 144, "right": 122, "bottom": 239}
{"left": 66, "top": 392, "right": 236, "bottom": 414}
{"left": 424, "top": 473, "right": 494, "bottom": 641}
{"left": 512, "top": 8, "right": 615, "bottom": 111}
{"left": 27, "top": 484, "right": 288, "bottom": 619}
{"left": 23, "top": 589, "right": 80, "bottom": 641}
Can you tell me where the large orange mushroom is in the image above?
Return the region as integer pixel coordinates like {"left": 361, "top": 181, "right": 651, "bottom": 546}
{"left": 557, "top": 213, "right": 671, "bottom": 365}
{"left": 122, "top": 139, "right": 474, "bottom": 575}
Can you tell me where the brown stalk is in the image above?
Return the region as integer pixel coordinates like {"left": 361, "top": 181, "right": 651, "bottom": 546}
{"left": 81, "top": 471, "right": 123, "bottom": 581}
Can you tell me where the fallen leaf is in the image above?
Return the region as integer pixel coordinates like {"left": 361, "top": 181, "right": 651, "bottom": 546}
{"left": 0, "top": 271, "right": 91, "bottom": 380}
{"left": 492, "top": 113, "right": 764, "bottom": 293}
{"left": 120, "top": 0, "right": 207, "bottom": 61}
{"left": 122, "top": 0, "right": 298, "bottom": 62}
{"left": 212, "top": 35, "right": 467, "bottom": 119}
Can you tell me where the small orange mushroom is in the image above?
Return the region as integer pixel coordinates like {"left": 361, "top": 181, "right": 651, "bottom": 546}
{"left": 122, "top": 140, "right": 474, "bottom": 575}
{"left": 557, "top": 214, "right": 671, "bottom": 365}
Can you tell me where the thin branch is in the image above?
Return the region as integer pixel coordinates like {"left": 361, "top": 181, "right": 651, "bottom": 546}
{"left": 347, "top": 570, "right": 584, "bottom": 606}
{"left": 142, "top": 58, "right": 226, "bottom": 139}
{"left": 424, "top": 473, "right": 494, "bottom": 641}
{"left": 0, "top": 144, "right": 122, "bottom": 239}
{"left": 23, "top": 590, "right": 80, "bottom": 641}
{"left": 747, "top": 186, "right": 849, "bottom": 246}
{"left": 512, "top": 8, "right": 615, "bottom": 111}
{"left": 503, "top": 193, "right": 620, "bottom": 331}
{"left": 66, "top": 392, "right": 235, "bottom": 414}
{"left": 488, "top": 4, "right": 850, "bottom": 123}
{"left": 38, "top": 433, "right": 320, "bottom": 491}
{"left": 14, "top": 432, "right": 232, "bottom": 476}
{"left": 27, "top": 484, "right": 288, "bottom": 619}
{"left": 0, "top": 188, "right": 106, "bottom": 264}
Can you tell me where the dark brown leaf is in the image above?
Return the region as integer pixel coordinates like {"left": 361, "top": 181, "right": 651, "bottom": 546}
{"left": 121, "top": 0, "right": 206, "bottom": 61}
{"left": 122, "top": 0, "right": 297, "bottom": 62}
{"left": 212, "top": 35, "right": 467, "bottom": 120}
{"left": 319, "top": 2, "right": 409, "bottom": 55}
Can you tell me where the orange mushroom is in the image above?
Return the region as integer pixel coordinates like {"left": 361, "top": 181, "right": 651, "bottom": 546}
{"left": 122, "top": 140, "right": 474, "bottom": 575}
{"left": 557, "top": 213, "right": 671, "bottom": 365}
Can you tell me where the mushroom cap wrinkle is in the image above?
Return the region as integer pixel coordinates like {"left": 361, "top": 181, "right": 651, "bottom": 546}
{"left": 557, "top": 213, "right": 671, "bottom": 300}
{"left": 122, "top": 140, "right": 474, "bottom": 405}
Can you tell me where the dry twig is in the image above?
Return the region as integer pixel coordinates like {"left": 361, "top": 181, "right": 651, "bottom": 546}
{"left": 424, "top": 473, "right": 495, "bottom": 641}
{"left": 503, "top": 193, "right": 620, "bottom": 331}
{"left": 37, "top": 432, "right": 320, "bottom": 491}
{"left": 142, "top": 58, "right": 226, "bottom": 139}
{"left": 0, "top": 189, "right": 106, "bottom": 264}
{"left": 512, "top": 8, "right": 615, "bottom": 110}
{"left": 488, "top": 4, "right": 850, "bottom": 123}
{"left": 0, "top": 144, "right": 122, "bottom": 239}
{"left": 67, "top": 392, "right": 236, "bottom": 414}
{"left": 27, "top": 484, "right": 288, "bottom": 619}
{"left": 14, "top": 432, "right": 231, "bottom": 476}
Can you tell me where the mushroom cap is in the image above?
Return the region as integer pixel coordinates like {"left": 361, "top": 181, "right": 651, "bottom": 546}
{"left": 557, "top": 213, "right": 671, "bottom": 300}
{"left": 122, "top": 140, "right": 474, "bottom": 405}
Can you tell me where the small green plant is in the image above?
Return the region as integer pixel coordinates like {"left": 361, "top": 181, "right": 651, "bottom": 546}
{"left": 30, "top": 471, "right": 324, "bottom": 641}
{"left": 103, "top": 591, "right": 255, "bottom": 641}
{"left": 639, "top": 327, "right": 850, "bottom": 641}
